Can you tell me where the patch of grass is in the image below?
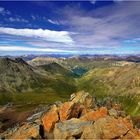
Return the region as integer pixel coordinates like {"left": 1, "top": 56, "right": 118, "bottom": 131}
{"left": 116, "top": 95, "right": 140, "bottom": 116}
{"left": 0, "top": 91, "right": 68, "bottom": 105}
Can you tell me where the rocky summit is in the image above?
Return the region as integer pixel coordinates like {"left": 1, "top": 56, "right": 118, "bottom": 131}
{"left": 1, "top": 91, "right": 140, "bottom": 139}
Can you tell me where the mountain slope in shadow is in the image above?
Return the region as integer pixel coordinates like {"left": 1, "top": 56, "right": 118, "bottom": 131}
{"left": 0, "top": 58, "right": 76, "bottom": 95}
{"left": 38, "top": 62, "right": 77, "bottom": 77}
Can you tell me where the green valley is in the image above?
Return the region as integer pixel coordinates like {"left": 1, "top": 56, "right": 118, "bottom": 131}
{"left": 0, "top": 57, "right": 140, "bottom": 117}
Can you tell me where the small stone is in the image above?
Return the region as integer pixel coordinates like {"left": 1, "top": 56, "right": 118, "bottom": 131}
{"left": 108, "top": 108, "right": 118, "bottom": 118}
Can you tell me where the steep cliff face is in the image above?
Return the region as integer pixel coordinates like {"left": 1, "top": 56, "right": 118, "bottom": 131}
{"left": 1, "top": 91, "right": 140, "bottom": 139}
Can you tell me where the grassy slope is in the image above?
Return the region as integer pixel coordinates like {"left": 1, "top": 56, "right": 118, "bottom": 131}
{"left": 62, "top": 59, "right": 120, "bottom": 70}
{"left": 77, "top": 64, "right": 140, "bottom": 116}
{"left": 0, "top": 74, "right": 77, "bottom": 105}
{"left": 0, "top": 60, "right": 77, "bottom": 105}
{"left": 38, "top": 62, "right": 77, "bottom": 77}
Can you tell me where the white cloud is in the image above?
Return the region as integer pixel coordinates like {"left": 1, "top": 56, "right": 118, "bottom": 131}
{"left": 8, "top": 17, "right": 28, "bottom": 23}
{"left": 0, "top": 45, "right": 76, "bottom": 53}
{"left": 59, "top": 1, "right": 140, "bottom": 50}
{"left": 0, "top": 27, "right": 73, "bottom": 44}
{"left": 48, "top": 19, "right": 60, "bottom": 25}
{"left": 0, "top": 7, "right": 11, "bottom": 15}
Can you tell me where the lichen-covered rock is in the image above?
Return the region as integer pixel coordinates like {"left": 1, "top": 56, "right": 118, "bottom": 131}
{"left": 123, "top": 128, "right": 140, "bottom": 139}
{"left": 70, "top": 91, "right": 94, "bottom": 108}
{"left": 80, "top": 106, "right": 91, "bottom": 116}
{"left": 27, "top": 111, "right": 43, "bottom": 124}
{"left": 120, "top": 117, "right": 134, "bottom": 130}
{"left": 81, "top": 116, "right": 132, "bottom": 139}
{"left": 59, "top": 102, "right": 74, "bottom": 121}
{"left": 8, "top": 123, "right": 39, "bottom": 139}
{"left": 80, "top": 125, "right": 97, "bottom": 139}
{"left": 1, "top": 91, "right": 140, "bottom": 139}
{"left": 42, "top": 105, "right": 59, "bottom": 133}
{"left": 80, "top": 107, "right": 108, "bottom": 121}
{"left": 53, "top": 118, "right": 93, "bottom": 139}
{"left": 59, "top": 102, "right": 82, "bottom": 121}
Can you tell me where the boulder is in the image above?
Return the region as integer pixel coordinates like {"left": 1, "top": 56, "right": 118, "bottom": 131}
{"left": 59, "top": 102, "right": 82, "bottom": 121}
{"left": 80, "top": 106, "right": 91, "bottom": 116}
{"left": 108, "top": 105, "right": 125, "bottom": 118}
{"left": 54, "top": 118, "right": 93, "bottom": 139}
{"left": 1, "top": 91, "right": 140, "bottom": 139}
{"left": 70, "top": 91, "right": 94, "bottom": 108}
{"left": 82, "top": 116, "right": 133, "bottom": 139}
{"left": 123, "top": 129, "right": 140, "bottom": 139}
{"left": 120, "top": 117, "right": 133, "bottom": 130}
{"left": 80, "top": 125, "right": 97, "bottom": 139}
{"left": 8, "top": 123, "right": 39, "bottom": 139}
{"left": 80, "top": 107, "right": 108, "bottom": 121}
{"left": 59, "top": 102, "right": 74, "bottom": 121}
{"left": 42, "top": 105, "right": 59, "bottom": 133}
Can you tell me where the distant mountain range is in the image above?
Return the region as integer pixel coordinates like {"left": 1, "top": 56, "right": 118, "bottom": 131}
{"left": 23, "top": 54, "right": 140, "bottom": 63}
{"left": 0, "top": 56, "right": 140, "bottom": 116}
{"left": 2, "top": 54, "right": 140, "bottom": 62}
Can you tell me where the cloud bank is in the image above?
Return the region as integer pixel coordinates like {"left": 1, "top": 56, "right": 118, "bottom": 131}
{"left": 0, "top": 27, "right": 73, "bottom": 44}
{"left": 0, "top": 45, "right": 76, "bottom": 53}
{"left": 59, "top": 1, "right": 140, "bottom": 50}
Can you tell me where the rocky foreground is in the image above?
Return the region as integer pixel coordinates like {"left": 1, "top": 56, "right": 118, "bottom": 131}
{"left": 1, "top": 91, "right": 140, "bottom": 139}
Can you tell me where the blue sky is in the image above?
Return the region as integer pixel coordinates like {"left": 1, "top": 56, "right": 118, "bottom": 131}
{"left": 0, "top": 1, "right": 140, "bottom": 55}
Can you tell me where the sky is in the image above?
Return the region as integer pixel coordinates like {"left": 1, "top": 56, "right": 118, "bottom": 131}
{"left": 0, "top": 1, "right": 140, "bottom": 56}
